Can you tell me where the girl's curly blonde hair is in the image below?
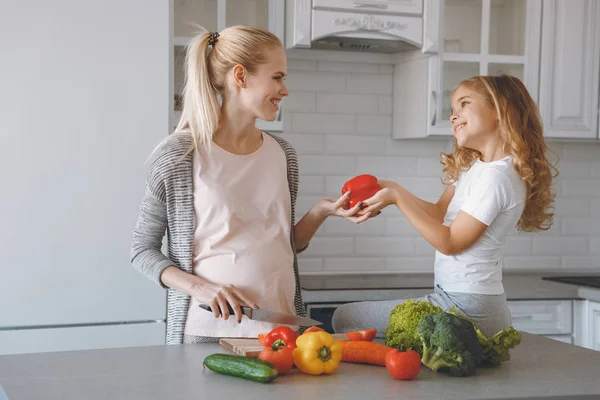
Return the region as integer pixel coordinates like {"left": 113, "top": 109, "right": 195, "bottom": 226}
{"left": 441, "top": 75, "right": 558, "bottom": 232}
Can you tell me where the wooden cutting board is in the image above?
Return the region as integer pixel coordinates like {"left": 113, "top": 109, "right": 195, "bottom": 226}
{"left": 219, "top": 334, "right": 350, "bottom": 358}
{"left": 219, "top": 338, "right": 264, "bottom": 357}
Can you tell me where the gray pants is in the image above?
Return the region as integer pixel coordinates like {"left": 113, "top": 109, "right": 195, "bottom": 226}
{"left": 331, "top": 285, "right": 511, "bottom": 339}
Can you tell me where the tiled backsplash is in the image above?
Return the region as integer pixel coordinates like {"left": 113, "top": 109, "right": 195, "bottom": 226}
{"left": 281, "top": 57, "right": 600, "bottom": 275}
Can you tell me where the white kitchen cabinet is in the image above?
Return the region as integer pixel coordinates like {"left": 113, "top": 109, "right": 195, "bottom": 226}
{"left": 574, "top": 300, "right": 600, "bottom": 351}
{"left": 171, "top": 0, "right": 285, "bottom": 132}
{"left": 507, "top": 300, "right": 572, "bottom": 336}
{"left": 538, "top": 0, "right": 600, "bottom": 139}
{"left": 0, "top": 322, "right": 166, "bottom": 356}
{"left": 589, "top": 301, "right": 600, "bottom": 351}
{"left": 545, "top": 334, "right": 573, "bottom": 344}
{"left": 313, "top": 0, "right": 423, "bottom": 15}
{"left": 393, "top": 0, "right": 542, "bottom": 138}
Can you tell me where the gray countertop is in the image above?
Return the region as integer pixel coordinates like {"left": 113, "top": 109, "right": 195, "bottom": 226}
{"left": 300, "top": 273, "right": 600, "bottom": 303}
{"left": 1, "top": 333, "right": 600, "bottom": 400}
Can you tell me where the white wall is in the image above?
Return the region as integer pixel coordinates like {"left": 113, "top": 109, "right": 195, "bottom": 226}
{"left": 281, "top": 57, "right": 600, "bottom": 275}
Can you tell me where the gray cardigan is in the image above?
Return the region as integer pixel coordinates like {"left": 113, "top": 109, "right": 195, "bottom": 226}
{"left": 130, "top": 133, "right": 306, "bottom": 345}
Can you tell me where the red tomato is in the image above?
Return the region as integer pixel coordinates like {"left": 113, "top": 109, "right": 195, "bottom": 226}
{"left": 258, "top": 346, "right": 294, "bottom": 374}
{"left": 385, "top": 349, "right": 421, "bottom": 380}
{"left": 346, "top": 329, "right": 377, "bottom": 342}
{"left": 341, "top": 174, "right": 380, "bottom": 208}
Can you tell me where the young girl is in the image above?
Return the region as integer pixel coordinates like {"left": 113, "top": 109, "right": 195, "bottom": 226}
{"left": 130, "top": 26, "right": 368, "bottom": 345}
{"left": 332, "top": 75, "right": 557, "bottom": 337}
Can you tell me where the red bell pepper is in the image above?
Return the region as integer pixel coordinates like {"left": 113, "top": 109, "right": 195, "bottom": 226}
{"left": 264, "top": 326, "right": 299, "bottom": 350}
{"left": 341, "top": 174, "right": 380, "bottom": 208}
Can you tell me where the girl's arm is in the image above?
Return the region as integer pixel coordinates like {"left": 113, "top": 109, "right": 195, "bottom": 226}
{"left": 361, "top": 181, "right": 487, "bottom": 255}
{"left": 294, "top": 192, "right": 369, "bottom": 251}
{"left": 359, "top": 184, "right": 455, "bottom": 223}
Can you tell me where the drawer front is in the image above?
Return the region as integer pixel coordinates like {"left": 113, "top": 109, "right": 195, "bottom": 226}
{"left": 312, "top": 9, "right": 422, "bottom": 46}
{"left": 314, "top": 0, "right": 423, "bottom": 15}
{"left": 508, "top": 300, "right": 572, "bottom": 335}
{"left": 545, "top": 334, "right": 573, "bottom": 344}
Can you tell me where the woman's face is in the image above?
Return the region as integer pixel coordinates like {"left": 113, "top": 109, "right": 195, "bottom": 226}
{"left": 241, "top": 46, "right": 289, "bottom": 122}
{"left": 449, "top": 85, "right": 498, "bottom": 149}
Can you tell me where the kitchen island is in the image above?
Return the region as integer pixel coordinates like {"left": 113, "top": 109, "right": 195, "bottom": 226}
{"left": 1, "top": 333, "right": 599, "bottom": 400}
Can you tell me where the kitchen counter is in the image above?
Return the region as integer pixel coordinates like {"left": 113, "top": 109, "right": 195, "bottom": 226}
{"left": 1, "top": 333, "right": 600, "bottom": 400}
{"left": 300, "top": 273, "right": 600, "bottom": 303}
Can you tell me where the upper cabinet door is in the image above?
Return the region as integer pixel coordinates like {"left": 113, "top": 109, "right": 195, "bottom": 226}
{"left": 431, "top": 0, "right": 541, "bottom": 136}
{"left": 313, "top": 0, "right": 423, "bottom": 15}
{"left": 393, "top": 0, "right": 542, "bottom": 139}
{"left": 538, "top": 0, "right": 600, "bottom": 139}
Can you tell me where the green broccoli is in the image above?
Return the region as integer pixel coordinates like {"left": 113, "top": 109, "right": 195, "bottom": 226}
{"left": 385, "top": 300, "right": 443, "bottom": 351}
{"left": 447, "top": 307, "right": 522, "bottom": 366}
{"left": 414, "top": 312, "right": 483, "bottom": 377}
{"left": 476, "top": 326, "right": 522, "bottom": 366}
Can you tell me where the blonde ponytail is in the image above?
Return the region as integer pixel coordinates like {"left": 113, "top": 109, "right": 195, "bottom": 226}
{"left": 175, "top": 31, "right": 220, "bottom": 151}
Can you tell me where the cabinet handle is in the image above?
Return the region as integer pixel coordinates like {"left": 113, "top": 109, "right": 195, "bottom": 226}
{"left": 430, "top": 90, "right": 437, "bottom": 126}
{"left": 353, "top": 2, "right": 388, "bottom": 9}
{"left": 512, "top": 314, "right": 553, "bottom": 322}
{"left": 512, "top": 315, "right": 533, "bottom": 321}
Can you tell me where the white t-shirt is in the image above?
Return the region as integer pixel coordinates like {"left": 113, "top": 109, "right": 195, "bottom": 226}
{"left": 434, "top": 155, "right": 526, "bottom": 295}
{"left": 184, "top": 132, "right": 297, "bottom": 338}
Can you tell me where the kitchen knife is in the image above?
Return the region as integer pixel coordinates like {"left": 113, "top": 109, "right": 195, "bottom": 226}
{"left": 199, "top": 304, "right": 322, "bottom": 326}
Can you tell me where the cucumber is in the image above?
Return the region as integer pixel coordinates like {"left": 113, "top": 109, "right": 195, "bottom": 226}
{"left": 203, "top": 353, "right": 279, "bottom": 383}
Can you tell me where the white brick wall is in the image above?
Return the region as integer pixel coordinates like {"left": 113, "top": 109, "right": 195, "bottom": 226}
{"left": 281, "top": 58, "right": 600, "bottom": 276}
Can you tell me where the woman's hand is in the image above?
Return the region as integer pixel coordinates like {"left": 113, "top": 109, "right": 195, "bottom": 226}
{"left": 357, "top": 180, "right": 400, "bottom": 216}
{"left": 317, "top": 191, "right": 372, "bottom": 224}
{"left": 192, "top": 280, "right": 258, "bottom": 323}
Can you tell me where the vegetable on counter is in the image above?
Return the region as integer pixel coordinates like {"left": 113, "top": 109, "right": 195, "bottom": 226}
{"left": 385, "top": 349, "right": 421, "bottom": 380}
{"left": 263, "top": 326, "right": 299, "bottom": 350}
{"left": 341, "top": 174, "right": 381, "bottom": 208}
{"left": 303, "top": 325, "right": 324, "bottom": 333}
{"left": 338, "top": 340, "right": 394, "bottom": 366}
{"left": 258, "top": 345, "right": 294, "bottom": 374}
{"left": 258, "top": 333, "right": 267, "bottom": 346}
{"left": 293, "top": 331, "right": 343, "bottom": 375}
{"left": 447, "top": 308, "right": 522, "bottom": 366}
{"left": 414, "top": 312, "right": 483, "bottom": 377}
{"left": 203, "top": 353, "right": 279, "bottom": 383}
{"left": 476, "top": 326, "right": 522, "bottom": 366}
{"left": 346, "top": 328, "right": 377, "bottom": 342}
{"left": 385, "top": 300, "right": 443, "bottom": 351}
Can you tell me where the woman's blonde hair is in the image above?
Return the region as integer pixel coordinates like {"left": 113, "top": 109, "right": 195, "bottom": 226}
{"left": 175, "top": 25, "right": 282, "bottom": 151}
{"left": 441, "top": 75, "right": 558, "bottom": 232}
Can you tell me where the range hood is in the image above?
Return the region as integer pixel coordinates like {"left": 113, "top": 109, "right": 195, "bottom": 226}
{"left": 285, "top": 0, "right": 424, "bottom": 53}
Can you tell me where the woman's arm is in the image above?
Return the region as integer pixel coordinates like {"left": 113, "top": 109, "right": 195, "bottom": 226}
{"left": 362, "top": 181, "right": 487, "bottom": 255}
{"left": 160, "top": 266, "right": 257, "bottom": 323}
{"left": 294, "top": 192, "right": 370, "bottom": 250}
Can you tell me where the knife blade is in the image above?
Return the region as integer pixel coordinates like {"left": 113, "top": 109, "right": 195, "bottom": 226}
{"left": 199, "top": 304, "right": 322, "bottom": 326}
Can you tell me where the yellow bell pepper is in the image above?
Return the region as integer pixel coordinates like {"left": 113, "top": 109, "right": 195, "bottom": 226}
{"left": 292, "top": 331, "right": 343, "bottom": 375}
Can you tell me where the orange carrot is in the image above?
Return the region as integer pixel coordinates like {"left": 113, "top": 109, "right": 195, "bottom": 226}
{"left": 338, "top": 340, "right": 395, "bottom": 366}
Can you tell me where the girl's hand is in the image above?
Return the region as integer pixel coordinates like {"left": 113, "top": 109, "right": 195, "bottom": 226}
{"left": 357, "top": 180, "right": 400, "bottom": 216}
{"left": 192, "top": 280, "right": 258, "bottom": 323}
{"left": 317, "top": 191, "right": 372, "bottom": 224}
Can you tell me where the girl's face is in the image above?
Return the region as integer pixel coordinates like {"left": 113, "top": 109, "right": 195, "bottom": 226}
{"left": 449, "top": 85, "right": 498, "bottom": 149}
{"left": 242, "top": 46, "right": 289, "bottom": 122}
